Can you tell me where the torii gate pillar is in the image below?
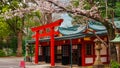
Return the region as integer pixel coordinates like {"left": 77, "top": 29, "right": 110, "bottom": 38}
{"left": 35, "top": 31, "right": 39, "bottom": 64}
{"left": 50, "top": 27, "right": 55, "bottom": 66}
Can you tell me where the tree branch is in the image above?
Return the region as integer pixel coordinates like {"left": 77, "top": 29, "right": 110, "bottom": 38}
{"left": 46, "top": 0, "right": 111, "bottom": 29}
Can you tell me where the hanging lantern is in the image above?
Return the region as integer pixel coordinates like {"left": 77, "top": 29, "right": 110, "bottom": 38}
{"left": 110, "top": 33, "right": 120, "bottom": 43}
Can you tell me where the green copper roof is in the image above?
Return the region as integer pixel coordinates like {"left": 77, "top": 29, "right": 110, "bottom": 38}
{"left": 114, "top": 21, "right": 120, "bottom": 28}
{"left": 27, "top": 33, "right": 85, "bottom": 44}
{"left": 88, "top": 20, "right": 106, "bottom": 31}
{"left": 27, "top": 30, "right": 107, "bottom": 44}
{"left": 58, "top": 25, "right": 86, "bottom": 35}
{"left": 110, "top": 33, "right": 120, "bottom": 43}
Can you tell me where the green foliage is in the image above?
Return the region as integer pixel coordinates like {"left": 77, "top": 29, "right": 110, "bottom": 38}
{"left": 84, "top": 0, "right": 120, "bottom": 18}
{"left": 10, "top": 1, "right": 20, "bottom": 9}
{"left": 72, "top": 0, "right": 79, "bottom": 7}
{"left": 111, "top": 60, "right": 120, "bottom": 68}
{"left": 35, "top": 11, "right": 42, "bottom": 19}
{"left": 3, "top": 48, "right": 13, "bottom": 56}
{"left": 22, "top": 39, "right": 26, "bottom": 55}
{"left": 84, "top": 1, "right": 91, "bottom": 10}
{"left": 0, "top": 0, "right": 42, "bottom": 57}
{"left": 0, "top": 0, "right": 23, "bottom": 14}
{"left": 24, "top": 11, "right": 42, "bottom": 27}
{"left": 108, "top": 0, "right": 116, "bottom": 8}
{"left": 0, "top": 49, "right": 6, "bottom": 57}
{"left": 5, "top": 17, "right": 20, "bottom": 35}
{"left": 9, "top": 36, "right": 17, "bottom": 53}
{"left": 10, "top": 53, "right": 16, "bottom": 56}
{"left": 1, "top": 5, "right": 9, "bottom": 13}
{"left": 115, "top": 2, "right": 120, "bottom": 17}
{"left": 0, "top": 22, "right": 10, "bottom": 38}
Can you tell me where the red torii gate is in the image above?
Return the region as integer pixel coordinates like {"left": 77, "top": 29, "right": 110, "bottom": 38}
{"left": 31, "top": 19, "right": 63, "bottom": 66}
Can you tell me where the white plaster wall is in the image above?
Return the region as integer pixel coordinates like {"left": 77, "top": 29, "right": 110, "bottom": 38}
{"left": 101, "top": 57, "right": 107, "bottom": 62}
{"left": 85, "top": 58, "right": 93, "bottom": 64}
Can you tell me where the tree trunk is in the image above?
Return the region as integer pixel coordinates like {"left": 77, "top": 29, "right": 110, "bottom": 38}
{"left": 107, "top": 24, "right": 117, "bottom": 61}
{"left": 16, "top": 30, "right": 23, "bottom": 57}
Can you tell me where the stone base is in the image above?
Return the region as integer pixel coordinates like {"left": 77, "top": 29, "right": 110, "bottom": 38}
{"left": 93, "top": 64, "right": 104, "bottom": 68}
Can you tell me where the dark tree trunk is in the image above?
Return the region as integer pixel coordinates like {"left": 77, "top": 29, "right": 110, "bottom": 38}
{"left": 107, "top": 24, "right": 117, "bottom": 61}
{"left": 16, "top": 17, "right": 24, "bottom": 57}
{"left": 16, "top": 30, "right": 23, "bottom": 57}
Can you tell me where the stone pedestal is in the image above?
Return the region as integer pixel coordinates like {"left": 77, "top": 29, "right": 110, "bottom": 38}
{"left": 93, "top": 64, "right": 104, "bottom": 68}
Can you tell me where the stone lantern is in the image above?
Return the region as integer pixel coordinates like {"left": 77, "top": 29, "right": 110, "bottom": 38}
{"left": 93, "top": 39, "right": 104, "bottom": 68}
{"left": 110, "top": 33, "right": 120, "bottom": 63}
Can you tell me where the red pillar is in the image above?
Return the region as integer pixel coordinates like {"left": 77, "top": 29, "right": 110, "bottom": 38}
{"left": 50, "top": 27, "right": 55, "bottom": 66}
{"left": 82, "top": 39, "right": 85, "bottom": 66}
{"left": 35, "top": 31, "right": 39, "bottom": 64}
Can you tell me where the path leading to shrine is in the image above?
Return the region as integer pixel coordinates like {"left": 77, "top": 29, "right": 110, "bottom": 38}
{"left": 0, "top": 57, "right": 23, "bottom": 68}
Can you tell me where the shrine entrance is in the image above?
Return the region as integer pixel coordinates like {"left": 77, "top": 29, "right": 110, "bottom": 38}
{"left": 76, "top": 44, "right": 82, "bottom": 66}
{"left": 72, "top": 47, "right": 78, "bottom": 64}
{"left": 31, "top": 19, "right": 63, "bottom": 66}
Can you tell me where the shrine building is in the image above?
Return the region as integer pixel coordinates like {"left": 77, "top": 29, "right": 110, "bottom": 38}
{"left": 26, "top": 17, "right": 120, "bottom": 66}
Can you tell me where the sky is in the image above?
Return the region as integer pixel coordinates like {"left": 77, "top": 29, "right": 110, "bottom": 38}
{"left": 60, "top": 13, "right": 73, "bottom": 28}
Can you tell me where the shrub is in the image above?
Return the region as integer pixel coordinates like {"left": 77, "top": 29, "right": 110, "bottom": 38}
{"left": 0, "top": 49, "right": 6, "bottom": 57}
{"left": 111, "top": 60, "right": 120, "bottom": 68}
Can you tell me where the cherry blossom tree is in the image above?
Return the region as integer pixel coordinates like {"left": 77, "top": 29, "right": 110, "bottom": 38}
{"left": 43, "top": 0, "right": 116, "bottom": 61}
{"left": 44, "top": 0, "right": 117, "bottom": 61}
